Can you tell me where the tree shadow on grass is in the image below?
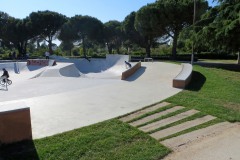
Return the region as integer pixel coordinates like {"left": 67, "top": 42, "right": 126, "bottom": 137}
{"left": 0, "top": 140, "right": 39, "bottom": 160}
{"left": 197, "top": 63, "right": 240, "bottom": 72}
{"left": 185, "top": 71, "right": 206, "bottom": 91}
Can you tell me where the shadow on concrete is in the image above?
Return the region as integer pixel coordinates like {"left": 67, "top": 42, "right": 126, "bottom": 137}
{"left": 185, "top": 71, "right": 206, "bottom": 91}
{"left": 0, "top": 140, "right": 39, "bottom": 160}
{"left": 126, "top": 67, "right": 146, "bottom": 82}
{"left": 27, "top": 65, "right": 46, "bottom": 71}
{"left": 197, "top": 62, "right": 240, "bottom": 72}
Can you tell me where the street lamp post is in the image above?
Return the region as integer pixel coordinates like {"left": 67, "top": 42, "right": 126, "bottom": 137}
{"left": 191, "top": 0, "right": 196, "bottom": 64}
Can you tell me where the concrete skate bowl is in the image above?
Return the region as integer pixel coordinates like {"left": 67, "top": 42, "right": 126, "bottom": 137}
{"left": 0, "top": 55, "right": 141, "bottom": 83}
{"left": 53, "top": 54, "right": 140, "bottom": 79}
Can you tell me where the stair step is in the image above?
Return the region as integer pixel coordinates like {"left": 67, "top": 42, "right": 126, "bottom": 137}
{"left": 139, "top": 109, "right": 199, "bottom": 132}
{"left": 119, "top": 102, "right": 170, "bottom": 122}
{"left": 161, "top": 122, "right": 237, "bottom": 151}
{"left": 129, "top": 106, "right": 184, "bottom": 127}
{"left": 150, "top": 115, "right": 216, "bottom": 140}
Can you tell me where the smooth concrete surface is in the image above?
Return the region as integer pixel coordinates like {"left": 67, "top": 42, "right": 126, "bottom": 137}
{"left": 0, "top": 61, "right": 182, "bottom": 139}
{"left": 173, "top": 63, "right": 192, "bottom": 88}
{"left": 164, "top": 123, "right": 240, "bottom": 160}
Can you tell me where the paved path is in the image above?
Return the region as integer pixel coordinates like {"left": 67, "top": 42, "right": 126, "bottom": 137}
{"left": 0, "top": 62, "right": 182, "bottom": 139}
{"left": 129, "top": 106, "right": 184, "bottom": 127}
{"left": 119, "top": 102, "right": 240, "bottom": 160}
{"left": 139, "top": 109, "right": 199, "bottom": 132}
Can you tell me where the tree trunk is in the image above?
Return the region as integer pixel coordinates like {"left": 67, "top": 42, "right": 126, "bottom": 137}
{"left": 48, "top": 41, "right": 53, "bottom": 55}
{"left": 171, "top": 32, "right": 179, "bottom": 60}
{"left": 82, "top": 37, "right": 86, "bottom": 58}
{"left": 145, "top": 37, "right": 151, "bottom": 58}
{"left": 238, "top": 51, "right": 240, "bottom": 65}
{"left": 145, "top": 44, "right": 151, "bottom": 58}
{"left": 17, "top": 43, "right": 24, "bottom": 58}
{"left": 23, "top": 42, "right": 27, "bottom": 56}
{"left": 107, "top": 43, "right": 112, "bottom": 54}
{"left": 116, "top": 48, "right": 120, "bottom": 54}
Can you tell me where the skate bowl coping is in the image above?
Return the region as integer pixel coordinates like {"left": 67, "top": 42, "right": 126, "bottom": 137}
{"left": 121, "top": 61, "right": 141, "bottom": 80}
{"left": 0, "top": 104, "right": 32, "bottom": 144}
{"left": 173, "top": 63, "right": 192, "bottom": 88}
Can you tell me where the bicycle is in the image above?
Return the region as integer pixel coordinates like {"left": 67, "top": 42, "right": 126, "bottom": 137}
{"left": 0, "top": 78, "right": 12, "bottom": 86}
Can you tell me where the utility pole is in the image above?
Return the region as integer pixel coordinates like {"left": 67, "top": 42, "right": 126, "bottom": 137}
{"left": 191, "top": 0, "right": 196, "bottom": 64}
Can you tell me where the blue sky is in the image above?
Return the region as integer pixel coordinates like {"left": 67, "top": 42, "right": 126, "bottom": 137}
{"left": 0, "top": 0, "right": 218, "bottom": 23}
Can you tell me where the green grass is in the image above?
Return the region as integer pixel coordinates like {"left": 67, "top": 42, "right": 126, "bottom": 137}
{"left": 0, "top": 119, "right": 170, "bottom": 160}
{"left": 166, "top": 65, "right": 240, "bottom": 122}
{"left": 199, "top": 59, "right": 237, "bottom": 64}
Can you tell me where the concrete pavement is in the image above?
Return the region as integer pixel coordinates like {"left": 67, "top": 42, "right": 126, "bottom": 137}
{"left": 0, "top": 61, "right": 182, "bottom": 139}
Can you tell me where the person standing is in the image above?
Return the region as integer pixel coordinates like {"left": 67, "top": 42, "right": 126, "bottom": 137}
{"left": 45, "top": 51, "right": 50, "bottom": 60}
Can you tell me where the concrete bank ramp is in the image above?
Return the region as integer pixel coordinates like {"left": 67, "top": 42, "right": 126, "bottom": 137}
{"left": 39, "top": 63, "right": 81, "bottom": 77}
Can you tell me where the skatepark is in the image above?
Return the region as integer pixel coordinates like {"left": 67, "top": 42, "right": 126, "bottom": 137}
{"left": 0, "top": 54, "right": 183, "bottom": 139}
{"left": 1, "top": 55, "right": 240, "bottom": 160}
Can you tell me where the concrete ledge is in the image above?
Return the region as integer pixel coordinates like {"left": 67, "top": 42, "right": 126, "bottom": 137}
{"left": 0, "top": 105, "right": 32, "bottom": 144}
{"left": 173, "top": 63, "right": 192, "bottom": 88}
{"left": 27, "top": 59, "right": 56, "bottom": 66}
{"left": 121, "top": 61, "right": 141, "bottom": 80}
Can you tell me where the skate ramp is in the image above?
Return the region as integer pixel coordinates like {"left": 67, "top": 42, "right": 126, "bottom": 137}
{"left": 39, "top": 63, "right": 81, "bottom": 78}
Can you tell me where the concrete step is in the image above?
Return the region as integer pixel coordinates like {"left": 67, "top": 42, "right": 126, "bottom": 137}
{"left": 129, "top": 106, "right": 184, "bottom": 127}
{"left": 161, "top": 122, "right": 237, "bottom": 151}
{"left": 150, "top": 115, "right": 216, "bottom": 140}
{"left": 139, "top": 109, "right": 199, "bottom": 132}
{"left": 119, "top": 102, "right": 170, "bottom": 122}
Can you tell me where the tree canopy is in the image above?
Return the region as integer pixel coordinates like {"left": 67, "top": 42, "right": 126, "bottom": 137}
{"left": 104, "top": 20, "right": 123, "bottom": 54}
{"left": 134, "top": 4, "right": 165, "bottom": 57}
{"left": 59, "top": 15, "right": 103, "bottom": 57}
{"left": 29, "top": 10, "right": 67, "bottom": 54}
{"left": 196, "top": 0, "right": 240, "bottom": 53}
{"left": 155, "top": 0, "right": 208, "bottom": 58}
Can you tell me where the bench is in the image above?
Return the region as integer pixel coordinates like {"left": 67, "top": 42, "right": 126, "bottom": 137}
{"left": 144, "top": 58, "right": 153, "bottom": 62}
{"left": 173, "top": 63, "right": 193, "bottom": 89}
{"left": 0, "top": 103, "right": 32, "bottom": 144}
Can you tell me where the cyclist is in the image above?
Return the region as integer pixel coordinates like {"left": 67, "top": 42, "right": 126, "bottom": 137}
{"left": 1, "top": 68, "right": 9, "bottom": 83}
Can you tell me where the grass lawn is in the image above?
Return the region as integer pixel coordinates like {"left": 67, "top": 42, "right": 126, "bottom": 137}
{"left": 198, "top": 59, "right": 238, "bottom": 64}
{"left": 0, "top": 119, "right": 170, "bottom": 160}
{"left": 166, "top": 65, "right": 240, "bottom": 122}
{"left": 1, "top": 63, "right": 239, "bottom": 159}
